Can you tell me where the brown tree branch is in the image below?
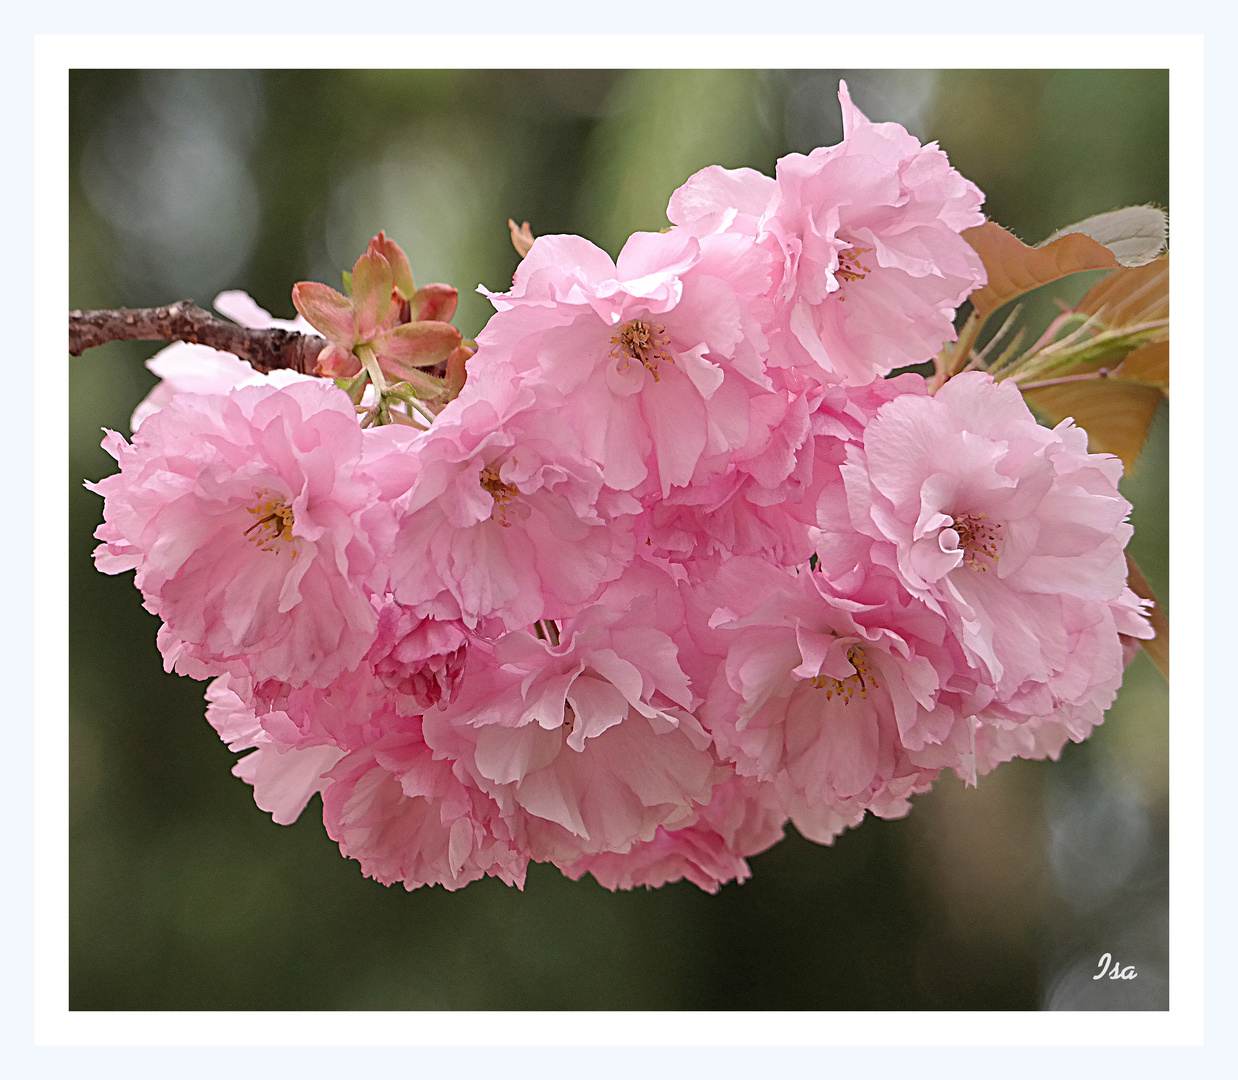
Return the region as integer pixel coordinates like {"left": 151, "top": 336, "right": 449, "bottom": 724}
{"left": 68, "top": 301, "right": 327, "bottom": 375}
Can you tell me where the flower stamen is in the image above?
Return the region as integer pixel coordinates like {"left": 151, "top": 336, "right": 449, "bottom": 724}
{"left": 810, "top": 646, "right": 877, "bottom": 704}
{"left": 833, "top": 245, "right": 872, "bottom": 301}
{"left": 610, "top": 319, "right": 674, "bottom": 382}
{"left": 480, "top": 465, "right": 520, "bottom": 526}
{"left": 244, "top": 492, "right": 297, "bottom": 554}
{"left": 952, "top": 512, "right": 1001, "bottom": 571}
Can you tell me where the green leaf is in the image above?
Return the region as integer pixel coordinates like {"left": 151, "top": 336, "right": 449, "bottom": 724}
{"left": 333, "top": 372, "right": 370, "bottom": 405}
{"left": 385, "top": 370, "right": 449, "bottom": 401}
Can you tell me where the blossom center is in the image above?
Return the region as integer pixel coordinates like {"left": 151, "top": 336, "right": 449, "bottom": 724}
{"left": 610, "top": 319, "right": 674, "bottom": 382}
{"left": 833, "top": 245, "right": 872, "bottom": 300}
{"left": 479, "top": 465, "right": 520, "bottom": 526}
{"left": 244, "top": 492, "right": 296, "bottom": 554}
{"left": 810, "top": 646, "right": 877, "bottom": 704}
{"left": 951, "top": 512, "right": 1001, "bottom": 571}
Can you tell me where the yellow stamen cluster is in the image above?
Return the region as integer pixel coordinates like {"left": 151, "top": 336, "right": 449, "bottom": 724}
{"left": 244, "top": 492, "right": 296, "bottom": 554}
{"left": 834, "top": 246, "right": 872, "bottom": 301}
{"left": 480, "top": 465, "right": 520, "bottom": 526}
{"left": 610, "top": 319, "right": 674, "bottom": 382}
{"left": 952, "top": 512, "right": 1001, "bottom": 571}
{"left": 810, "top": 646, "right": 877, "bottom": 704}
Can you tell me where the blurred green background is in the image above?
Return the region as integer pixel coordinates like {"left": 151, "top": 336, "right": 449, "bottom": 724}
{"left": 69, "top": 69, "right": 1169, "bottom": 1011}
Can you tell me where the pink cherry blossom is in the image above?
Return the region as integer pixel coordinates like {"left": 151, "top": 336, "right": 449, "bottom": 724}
{"left": 84, "top": 113, "right": 1161, "bottom": 898}
{"left": 686, "top": 557, "right": 948, "bottom": 832}
{"left": 767, "top": 83, "right": 986, "bottom": 382}
{"left": 967, "top": 585, "right": 1154, "bottom": 776}
{"left": 669, "top": 81, "right": 986, "bottom": 386}
{"left": 368, "top": 600, "right": 470, "bottom": 713}
{"left": 245, "top": 602, "right": 472, "bottom": 754}
{"left": 422, "top": 592, "right": 721, "bottom": 865}
{"left": 321, "top": 727, "right": 529, "bottom": 891}
{"left": 90, "top": 380, "right": 395, "bottom": 688}
{"left": 561, "top": 774, "right": 787, "bottom": 892}
{"left": 837, "top": 370, "right": 1151, "bottom": 734}
{"left": 641, "top": 370, "right": 929, "bottom": 572}
{"left": 474, "top": 227, "right": 773, "bottom": 498}
{"left": 635, "top": 373, "right": 820, "bottom": 569}
{"left": 205, "top": 674, "right": 344, "bottom": 825}
{"left": 668, "top": 165, "right": 776, "bottom": 245}
{"left": 386, "top": 386, "right": 635, "bottom": 632}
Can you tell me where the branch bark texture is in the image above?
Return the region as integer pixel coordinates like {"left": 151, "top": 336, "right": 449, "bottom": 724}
{"left": 68, "top": 301, "right": 326, "bottom": 375}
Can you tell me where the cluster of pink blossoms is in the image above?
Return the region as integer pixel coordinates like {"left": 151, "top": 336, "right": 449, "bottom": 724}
{"left": 90, "top": 85, "right": 1153, "bottom": 892}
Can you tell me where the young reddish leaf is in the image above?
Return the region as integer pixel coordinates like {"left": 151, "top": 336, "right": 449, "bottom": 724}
{"left": 351, "top": 251, "right": 394, "bottom": 341}
{"left": 963, "top": 222, "right": 1120, "bottom": 322}
{"left": 1014, "top": 257, "right": 1167, "bottom": 450}
{"left": 1014, "top": 256, "right": 1167, "bottom": 465}
{"left": 410, "top": 284, "right": 459, "bottom": 324}
{"left": 291, "top": 281, "right": 356, "bottom": 345}
{"left": 1040, "top": 206, "right": 1168, "bottom": 269}
{"left": 1023, "top": 378, "right": 1163, "bottom": 471}
{"left": 1125, "top": 553, "right": 1168, "bottom": 679}
{"left": 1077, "top": 255, "right": 1168, "bottom": 330}
{"left": 1119, "top": 340, "right": 1169, "bottom": 390}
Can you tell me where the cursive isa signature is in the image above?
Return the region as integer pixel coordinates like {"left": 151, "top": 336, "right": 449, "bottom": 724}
{"left": 1093, "top": 953, "right": 1139, "bottom": 981}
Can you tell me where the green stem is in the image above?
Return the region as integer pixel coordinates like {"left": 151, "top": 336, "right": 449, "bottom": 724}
{"left": 1015, "top": 366, "right": 1123, "bottom": 391}
{"left": 356, "top": 344, "right": 388, "bottom": 395}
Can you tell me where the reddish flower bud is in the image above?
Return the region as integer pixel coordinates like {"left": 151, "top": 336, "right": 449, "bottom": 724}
{"left": 291, "top": 282, "right": 355, "bottom": 346}
{"left": 374, "top": 321, "right": 462, "bottom": 381}
{"left": 367, "top": 231, "right": 417, "bottom": 301}
{"left": 442, "top": 342, "right": 473, "bottom": 401}
{"left": 508, "top": 219, "right": 534, "bottom": 258}
{"left": 350, "top": 251, "right": 395, "bottom": 342}
{"left": 315, "top": 342, "right": 362, "bottom": 378}
{"left": 409, "top": 284, "right": 459, "bottom": 324}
